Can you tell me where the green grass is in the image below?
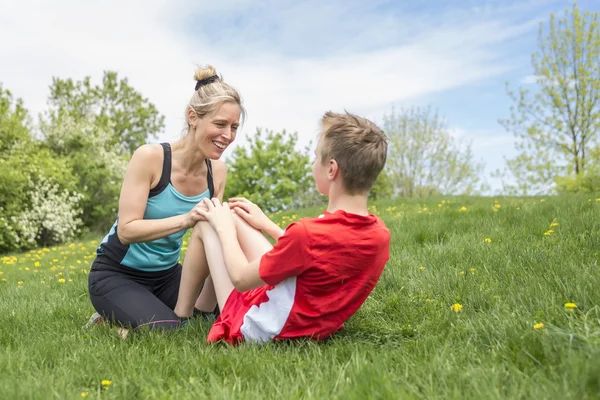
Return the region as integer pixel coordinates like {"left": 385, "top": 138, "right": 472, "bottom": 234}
{"left": 1, "top": 195, "right": 600, "bottom": 399}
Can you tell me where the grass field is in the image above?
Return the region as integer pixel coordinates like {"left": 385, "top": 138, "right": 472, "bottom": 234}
{"left": 1, "top": 195, "right": 599, "bottom": 399}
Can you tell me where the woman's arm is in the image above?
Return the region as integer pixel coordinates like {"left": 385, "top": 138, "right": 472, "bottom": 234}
{"left": 117, "top": 145, "right": 195, "bottom": 245}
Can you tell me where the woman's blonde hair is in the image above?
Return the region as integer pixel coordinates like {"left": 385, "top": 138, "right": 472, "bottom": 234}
{"left": 186, "top": 65, "right": 246, "bottom": 129}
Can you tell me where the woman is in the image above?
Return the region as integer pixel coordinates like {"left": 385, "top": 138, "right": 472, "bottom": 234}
{"left": 87, "top": 65, "right": 244, "bottom": 334}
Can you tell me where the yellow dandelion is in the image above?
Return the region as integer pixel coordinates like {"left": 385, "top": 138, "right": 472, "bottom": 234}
{"left": 42, "top": 248, "right": 50, "bottom": 252}
{"left": 17, "top": 281, "right": 23, "bottom": 285}
{"left": 484, "top": 237, "right": 492, "bottom": 243}
{"left": 80, "top": 392, "right": 89, "bottom": 398}
{"left": 34, "top": 261, "right": 40, "bottom": 267}
{"left": 0, "top": 271, "right": 3, "bottom": 275}
{"left": 533, "top": 323, "right": 544, "bottom": 330}
{"left": 460, "top": 206, "right": 467, "bottom": 211}
{"left": 58, "top": 278, "right": 66, "bottom": 283}
{"left": 470, "top": 268, "right": 476, "bottom": 273}
{"left": 494, "top": 204, "right": 501, "bottom": 209}
{"left": 564, "top": 302, "right": 577, "bottom": 309}
{"left": 1, "top": 278, "right": 6, "bottom": 282}
{"left": 596, "top": 198, "right": 600, "bottom": 202}
{"left": 423, "top": 207, "right": 428, "bottom": 212}
{"left": 550, "top": 222, "right": 558, "bottom": 227}
{"left": 459, "top": 271, "right": 465, "bottom": 275}
{"left": 101, "top": 380, "right": 112, "bottom": 387}
{"left": 24, "top": 267, "right": 30, "bottom": 271}
{"left": 425, "top": 298, "right": 431, "bottom": 303}
{"left": 451, "top": 303, "right": 463, "bottom": 312}
{"left": 543, "top": 230, "right": 554, "bottom": 236}
{"left": 419, "top": 266, "right": 425, "bottom": 271}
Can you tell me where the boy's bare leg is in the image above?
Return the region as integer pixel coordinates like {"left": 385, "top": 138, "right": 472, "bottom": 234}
{"left": 233, "top": 214, "right": 273, "bottom": 262}
{"left": 195, "top": 221, "right": 236, "bottom": 311}
{"left": 174, "top": 230, "right": 211, "bottom": 318}
{"left": 183, "top": 217, "right": 275, "bottom": 313}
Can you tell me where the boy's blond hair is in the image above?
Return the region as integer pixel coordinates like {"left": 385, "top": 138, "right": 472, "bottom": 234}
{"left": 320, "top": 111, "right": 387, "bottom": 194}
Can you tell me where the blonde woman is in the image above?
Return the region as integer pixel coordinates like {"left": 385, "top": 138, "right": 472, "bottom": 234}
{"left": 87, "top": 66, "right": 244, "bottom": 334}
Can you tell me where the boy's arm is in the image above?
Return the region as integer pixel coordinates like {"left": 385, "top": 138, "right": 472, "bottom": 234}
{"left": 262, "top": 219, "right": 284, "bottom": 241}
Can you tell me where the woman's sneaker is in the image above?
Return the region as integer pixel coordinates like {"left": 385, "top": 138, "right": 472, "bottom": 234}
{"left": 84, "top": 312, "right": 105, "bottom": 329}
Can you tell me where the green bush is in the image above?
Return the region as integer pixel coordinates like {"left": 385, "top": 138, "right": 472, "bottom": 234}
{"left": 225, "top": 128, "right": 313, "bottom": 213}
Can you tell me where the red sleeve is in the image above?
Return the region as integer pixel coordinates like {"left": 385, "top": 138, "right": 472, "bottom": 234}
{"left": 259, "top": 221, "right": 309, "bottom": 286}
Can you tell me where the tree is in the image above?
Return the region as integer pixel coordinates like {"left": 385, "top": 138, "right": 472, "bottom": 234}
{"left": 499, "top": 3, "right": 600, "bottom": 195}
{"left": 45, "top": 71, "right": 165, "bottom": 154}
{"left": 224, "top": 128, "right": 313, "bottom": 213}
{"left": 384, "top": 106, "right": 486, "bottom": 197}
{"left": 0, "top": 84, "right": 31, "bottom": 152}
{"left": 41, "top": 115, "right": 128, "bottom": 231}
{"left": 369, "top": 167, "right": 394, "bottom": 200}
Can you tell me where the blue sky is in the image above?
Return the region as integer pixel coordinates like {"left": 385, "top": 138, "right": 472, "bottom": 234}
{"left": 1, "top": 0, "right": 599, "bottom": 193}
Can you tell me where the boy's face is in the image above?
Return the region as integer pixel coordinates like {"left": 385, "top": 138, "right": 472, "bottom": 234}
{"left": 312, "top": 135, "right": 329, "bottom": 196}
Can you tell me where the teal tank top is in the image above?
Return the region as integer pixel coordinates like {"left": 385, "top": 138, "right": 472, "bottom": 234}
{"left": 96, "top": 143, "right": 214, "bottom": 271}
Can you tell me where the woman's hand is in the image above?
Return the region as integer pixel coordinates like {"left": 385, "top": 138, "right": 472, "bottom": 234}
{"left": 184, "top": 200, "right": 209, "bottom": 228}
{"left": 196, "top": 198, "right": 236, "bottom": 233}
{"left": 228, "top": 197, "right": 270, "bottom": 231}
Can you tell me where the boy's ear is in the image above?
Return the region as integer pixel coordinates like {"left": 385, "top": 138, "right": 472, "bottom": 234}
{"left": 327, "top": 159, "right": 339, "bottom": 181}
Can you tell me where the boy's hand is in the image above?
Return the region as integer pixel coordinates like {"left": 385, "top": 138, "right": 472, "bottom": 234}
{"left": 196, "top": 198, "right": 235, "bottom": 234}
{"left": 228, "top": 197, "right": 270, "bottom": 231}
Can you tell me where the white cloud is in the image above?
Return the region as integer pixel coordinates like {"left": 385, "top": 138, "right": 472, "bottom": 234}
{"left": 521, "top": 74, "right": 541, "bottom": 84}
{"left": 1, "top": 0, "right": 538, "bottom": 166}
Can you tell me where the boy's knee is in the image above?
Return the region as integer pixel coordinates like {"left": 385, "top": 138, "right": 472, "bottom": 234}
{"left": 191, "top": 220, "right": 212, "bottom": 241}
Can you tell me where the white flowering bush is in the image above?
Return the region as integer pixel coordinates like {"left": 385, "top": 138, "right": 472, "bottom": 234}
{"left": 11, "top": 176, "right": 84, "bottom": 247}
{"left": 0, "top": 142, "right": 79, "bottom": 252}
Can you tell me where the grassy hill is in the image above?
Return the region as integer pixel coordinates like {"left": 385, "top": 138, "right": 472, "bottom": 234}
{"left": 1, "top": 195, "right": 599, "bottom": 399}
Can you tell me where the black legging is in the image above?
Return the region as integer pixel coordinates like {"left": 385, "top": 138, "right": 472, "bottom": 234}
{"left": 88, "top": 258, "right": 183, "bottom": 331}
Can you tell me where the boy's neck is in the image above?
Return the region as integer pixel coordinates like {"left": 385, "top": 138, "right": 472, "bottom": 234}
{"left": 326, "top": 188, "right": 370, "bottom": 216}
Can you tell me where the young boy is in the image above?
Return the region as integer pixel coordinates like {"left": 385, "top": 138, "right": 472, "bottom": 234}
{"left": 174, "top": 111, "right": 391, "bottom": 344}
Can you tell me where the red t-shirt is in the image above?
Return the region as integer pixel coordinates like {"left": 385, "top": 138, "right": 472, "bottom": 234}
{"left": 207, "top": 210, "right": 390, "bottom": 345}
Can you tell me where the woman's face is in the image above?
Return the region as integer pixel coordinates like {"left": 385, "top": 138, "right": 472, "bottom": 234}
{"left": 194, "top": 102, "right": 240, "bottom": 159}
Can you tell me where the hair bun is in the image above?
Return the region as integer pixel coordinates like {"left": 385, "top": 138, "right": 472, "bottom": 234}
{"left": 194, "top": 65, "right": 219, "bottom": 81}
